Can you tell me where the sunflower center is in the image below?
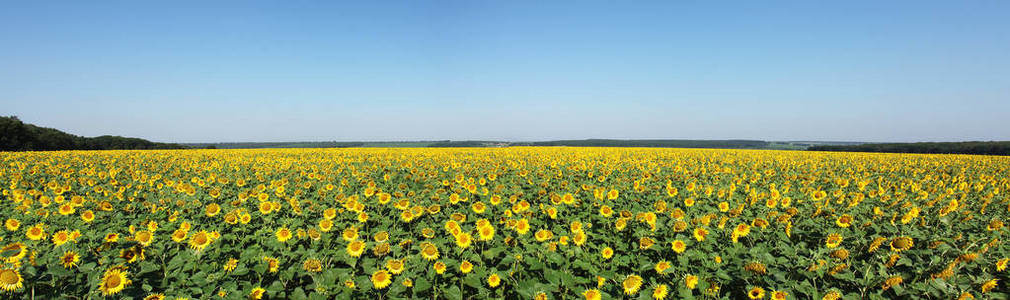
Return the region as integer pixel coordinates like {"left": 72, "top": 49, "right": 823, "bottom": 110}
{"left": 106, "top": 275, "right": 121, "bottom": 288}
{"left": 0, "top": 270, "right": 17, "bottom": 284}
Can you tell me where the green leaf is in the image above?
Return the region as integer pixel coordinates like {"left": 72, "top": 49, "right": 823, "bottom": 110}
{"left": 414, "top": 277, "right": 431, "bottom": 292}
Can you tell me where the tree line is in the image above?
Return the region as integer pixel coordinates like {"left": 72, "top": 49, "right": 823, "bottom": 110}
{"left": 808, "top": 141, "right": 1010, "bottom": 156}
{"left": 0, "top": 116, "right": 187, "bottom": 151}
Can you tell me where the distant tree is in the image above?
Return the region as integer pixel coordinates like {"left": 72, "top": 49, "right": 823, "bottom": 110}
{"left": 0, "top": 116, "right": 188, "bottom": 151}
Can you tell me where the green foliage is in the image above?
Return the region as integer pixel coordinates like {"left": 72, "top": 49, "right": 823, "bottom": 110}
{"left": 809, "top": 141, "right": 1010, "bottom": 156}
{"left": 0, "top": 116, "right": 187, "bottom": 151}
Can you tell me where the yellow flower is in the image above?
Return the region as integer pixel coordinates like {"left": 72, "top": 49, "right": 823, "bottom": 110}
{"left": 4, "top": 219, "right": 19, "bottom": 231}
{"left": 487, "top": 273, "right": 501, "bottom": 288}
{"left": 371, "top": 270, "right": 392, "bottom": 289}
{"left": 276, "top": 227, "right": 293, "bottom": 242}
{"left": 386, "top": 259, "right": 405, "bottom": 274}
{"left": 26, "top": 224, "right": 46, "bottom": 241}
{"left": 98, "top": 267, "right": 132, "bottom": 296}
{"left": 434, "top": 261, "right": 447, "bottom": 274}
{"left": 601, "top": 247, "right": 614, "bottom": 259}
{"left": 420, "top": 242, "right": 440, "bottom": 260}
{"left": 622, "top": 274, "right": 643, "bottom": 295}
{"left": 655, "top": 260, "right": 671, "bottom": 274}
{"left": 748, "top": 287, "right": 765, "bottom": 299}
{"left": 134, "top": 230, "right": 154, "bottom": 247}
{"left": 685, "top": 274, "right": 699, "bottom": 289}
{"left": 693, "top": 227, "right": 708, "bottom": 241}
{"left": 460, "top": 260, "right": 473, "bottom": 273}
{"left": 188, "top": 230, "right": 212, "bottom": 251}
{"left": 671, "top": 240, "right": 687, "bottom": 253}
{"left": 652, "top": 284, "right": 669, "bottom": 300}
{"left": 825, "top": 233, "right": 843, "bottom": 248}
{"left": 303, "top": 258, "right": 323, "bottom": 273}
{"left": 60, "top": 251, "right": 80, "bottom": 268}
{"left": 583, "top": 289, "right": 602, "bottom": 300}
{"left": 347, "top": 240, "right": 366, "bottom": 257}
{"left": 0, "top": 268, "right": 24, "bottom": 293}
{"left": 889, "top": 236, "right": 913, "bottom": 252}
{"left": 455, "top": 232, "right": 473, "bottom": 249}
{"left": 836, "top": 214, "right": 853, "bottom": 228}
{"left": 478, "top": 225, "right": 495, "bottom": 241}
{"left": 249, "top": 287, "right": 266, "bottom": 299}
{"left": 981, "top": 279, "right": 998, "bottom": 293}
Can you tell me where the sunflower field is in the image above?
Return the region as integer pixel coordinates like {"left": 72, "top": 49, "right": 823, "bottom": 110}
{"left": 0, "top": 148, "right": 1008, "bottom": 299}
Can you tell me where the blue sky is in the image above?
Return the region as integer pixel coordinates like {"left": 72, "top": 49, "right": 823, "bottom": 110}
{"left": 2, "top": 1, "right": 1008, "bottom": 143}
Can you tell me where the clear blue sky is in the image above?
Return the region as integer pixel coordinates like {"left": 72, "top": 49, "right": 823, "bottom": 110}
{"left": 2, "top": 1, "right": 1008, "bottom": 143}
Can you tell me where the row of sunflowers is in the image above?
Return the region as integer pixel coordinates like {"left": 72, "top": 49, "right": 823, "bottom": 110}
{"left": 0, "top": 147, "right": 1008, "bottom": 299}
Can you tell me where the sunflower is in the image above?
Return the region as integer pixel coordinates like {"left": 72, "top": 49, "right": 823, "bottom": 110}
{"left": 371, "top": 270, "right": 392, "bottom": 289}
{"left": 105, "top": 233, "right": 120, "bottom": 243}
{"left": 685, "top": 274, "right": 699, "bottom": 289}
{"left": 276, "top": 227, "right": 293, "bottom": 242}
{"left": 583, "top": 289, "right": 602, "bottom": 300}
{"left": 26, "top": 224, "right": 46, "bottom": 241}
{"left": 693, "top": 227, "right": 708, "bottom": 241}
{"left": 748, "top": 287, "right": 765, "bottom": 299}
{"left": 134, "top": 230, "right": 154, "bottom": 247}
{"left": 98, "top": 267, "right": 132, "bottom": 296}
{"left": 262, "top": 257, "right": 279, "bottom": 273}
{"left": 825, "top": 233, "right": 843, "bottom": 248}
{"left": 60, "top": 251, "right": 80, "bottom": 268}
{"left": 188, "top": 230, "right": 212, "bottom": 252}
{"left": 454, "top": 232, "right": 473, "bottom": 249}
{"left": 205, "top": 203, "right": 221, "bottom": 217}
{"left": 171, "top": 229, "right": 187, "bottom": 243}
{"left": 476, "top": 272, "right": 498, "bottom": 288}
{"left": 732, "top": 224, "right": 750, "bottom": 243}
{"left": 144, "top": 293, "right": 165, "bottom": 300}
{"left": 374, "top": 231, "right": 389, "bottom": 243}
{"left": 477, "top": 225, "right": 495, "bottom": 241}
{"left": 770, "top": 290, "right": 788, "bottom": 300}
{"left": 223, "top": 258, "right": 238, "bottom": 272}
{"left": 386, "top": 259, "right": 405, "bottom": 274}
{"left": 981, "top": 279, "right": 998, "bottom": 293}
{"left": 420, "top": 243, "right": 439, "bottom": 260}
{"left": 4, "top": 219, "right": 18, "bottom": 231}
{"left": 1, "top": 243, "right": 26, "bottom": 264}
{"left": 433, "top": 261, "right": 447, "bottom": 274}
{"left": 639, "top": 237, "right": 655, "bottom": 249}
{"left": 997, "top": 258, "right": 1009, "bottom": 272}
{"left": 671, "top": 240, "right": 687, "bottom": 253}
{"left": 120, "top": 245, "right": 145, "bottom": 263}
{"left": 249, "top": 287, "right": 266, "bottom": 299}
{"left": 622, "top": 274, "right": 643, "bottom": 295}
{"left": 58, "top": 203, "right": 75, "bottom": 215}
{"left": 836, "top": 214, "right": 853, "bottom": 228}
{"left": 52, "top": 230, "right": 71, "bottom": 246}
{"left": 460, "top": 260, "right": 473, "bottom": 273}
{"left": 319, "top": 219, "right": 333, "bottom": 232}
{"left": 601, "top": 247, "right": 614, "bottom": 259}
{"left": 535, "top": 230, "right": 553, "bottom": 242}
{"left": 655, "top": 260, "right": 672, "bottom": 274}
{"left": 890, "top": 237, "right": 913, "bottom": 252}
{"left": 0, "top": 268, "right": 23, "bottom": 292}
{"left": 653, "top": 284, "right": 669, "bottom": 300}
{"left": 881, "top": 275, "right": 903, "bottom": 291}
{"left": 81, "top": 211, "right": 95, "bottom": 224}
{"left": 303, "top": 258, "right": 322, "bottom": 273}
{"left": 599, "top": 206, "right": 613, "bottom": 217}
{"left": 346, "top": 240, "right": 365, "bottom": 257}
{"left": 342, "top": 228, "right": 358, "bottom": 241}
